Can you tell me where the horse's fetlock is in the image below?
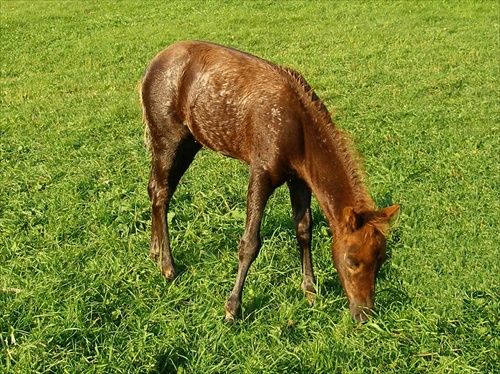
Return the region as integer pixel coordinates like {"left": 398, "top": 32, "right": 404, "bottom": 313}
{"left": 302, "top": 281, "right": 316, "bottom": 294}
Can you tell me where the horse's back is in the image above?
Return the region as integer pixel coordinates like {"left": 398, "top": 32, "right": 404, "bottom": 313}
{"left": 142, "top": 41, "right": 304, "bottom": 165}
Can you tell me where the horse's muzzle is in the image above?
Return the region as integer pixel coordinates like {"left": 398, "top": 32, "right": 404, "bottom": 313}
{"left": 350, "top": 301, "right": 374, "bottom": 323}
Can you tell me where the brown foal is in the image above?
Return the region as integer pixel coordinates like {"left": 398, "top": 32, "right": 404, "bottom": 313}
{"left": 140, "top": 41, "right": 399, "bottom": 322}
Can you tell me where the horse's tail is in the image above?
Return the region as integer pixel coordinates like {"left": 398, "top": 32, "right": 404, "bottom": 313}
{"left": 138, "top": 77, "right": 152, "bottom": 151}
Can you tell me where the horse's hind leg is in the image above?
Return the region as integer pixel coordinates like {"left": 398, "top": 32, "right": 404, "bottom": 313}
{"left": 148, "top": 129, "right": 201, "bottom": 280}
{"left": 287, "top": 179, "right": 316, "bottom": 302}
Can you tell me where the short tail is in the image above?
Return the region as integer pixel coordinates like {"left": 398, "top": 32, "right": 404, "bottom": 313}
{"left": 138, "top": 78, "right": 152, "bottom": 151}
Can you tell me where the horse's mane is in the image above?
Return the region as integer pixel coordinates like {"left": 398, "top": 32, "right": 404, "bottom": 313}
{"left": 280, "top": 66, "right": 333, "bottom": 122}
{"left": 277, "top": 65, "right": 375, "bottom": 212}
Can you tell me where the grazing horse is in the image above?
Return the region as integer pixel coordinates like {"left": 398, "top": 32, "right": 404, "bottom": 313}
{"left": 140, "top": 41, "right": 399, "bottom": 322}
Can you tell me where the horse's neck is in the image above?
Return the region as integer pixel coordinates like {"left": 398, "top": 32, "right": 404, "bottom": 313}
{"left": 298, "top": 122, "right": 374, "bottom": 232}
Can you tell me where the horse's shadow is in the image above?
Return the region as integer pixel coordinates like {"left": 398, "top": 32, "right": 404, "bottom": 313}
{"left": 151, "top": 346, "right": 189, "bottom": 374}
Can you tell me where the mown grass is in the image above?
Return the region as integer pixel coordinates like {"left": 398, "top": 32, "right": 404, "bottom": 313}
{"left": 1, "top": 1, "right": 499, "bottom": 373}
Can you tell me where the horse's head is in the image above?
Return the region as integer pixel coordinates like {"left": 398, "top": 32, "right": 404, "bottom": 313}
{"left": 333, "top": 204, "right": 399, "bottom": 322}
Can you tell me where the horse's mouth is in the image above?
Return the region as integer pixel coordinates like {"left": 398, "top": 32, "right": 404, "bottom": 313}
{"left": 350, "top": 302, "right": 374, "bottom": 323}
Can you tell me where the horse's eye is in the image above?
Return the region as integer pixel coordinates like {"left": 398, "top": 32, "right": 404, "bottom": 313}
{"left": 345, "top": 256, "right": 360, "bottom": 270}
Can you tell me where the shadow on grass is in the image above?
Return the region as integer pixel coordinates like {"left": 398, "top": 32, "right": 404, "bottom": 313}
{"left": 152, "top": 346, "right": 189, "bottom": 374}
{"left": 377, "top": 286, "right": 411, "bottom": 316}
{"left": 377, "top": 225, "right": 402, "bottom": 282}
{"left": 171, "top": 263, "right": 188, "bottom": 279}
{"left": 241, "top": 293, "right": 273, "bottom": 322}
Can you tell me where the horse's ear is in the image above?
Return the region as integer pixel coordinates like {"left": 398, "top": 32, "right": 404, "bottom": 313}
{"left": 342, "top": 206, "right": 361, "bottom": 232}
{"left": 370, "top": 204, "right": 400, "bottom": 234}
{"left": 378, "top": 204, "right": 400, "bottom": 223}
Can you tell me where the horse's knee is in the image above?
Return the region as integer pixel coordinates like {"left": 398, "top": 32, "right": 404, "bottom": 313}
{"left": 238, "top": 236, "right": 261, "bottom": 263}
{"left": 148, "top": 179, "right": 168, "bottom": 208}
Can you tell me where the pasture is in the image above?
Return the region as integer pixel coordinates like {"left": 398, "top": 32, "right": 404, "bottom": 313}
{"left": 1, "top": 1, "right": 498, "bottom": 373}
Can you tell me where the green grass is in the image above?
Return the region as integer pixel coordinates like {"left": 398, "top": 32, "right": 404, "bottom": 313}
{"left": 1, "top": 1, "right": 499, "bottom": 372}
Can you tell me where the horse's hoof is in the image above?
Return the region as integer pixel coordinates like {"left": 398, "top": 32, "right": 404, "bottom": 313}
{"left": 162, "top": 267, "right": 177, "bottom": 281}
{"left": 305, "top": 291, "right": 316, "bottom": 306}
{"left": 224, "top": 311, "right": 236, "bottom": 324}
{"left": 302, "top": 283, "right": 316, "bottom": 305}
{"left": 224, "top": 300, "right": 241, "bottom": 323}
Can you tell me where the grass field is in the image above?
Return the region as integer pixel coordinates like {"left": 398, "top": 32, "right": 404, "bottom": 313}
{"left": 1, "top": 1, "right": 499, "bottom": 373}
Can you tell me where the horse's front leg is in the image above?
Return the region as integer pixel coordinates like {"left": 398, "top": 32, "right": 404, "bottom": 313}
{"left": 224, "top": 169, "right": 274, "bottom": 322}
{"left": 287, "top": 179, "right": 316, "bottom": 303}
